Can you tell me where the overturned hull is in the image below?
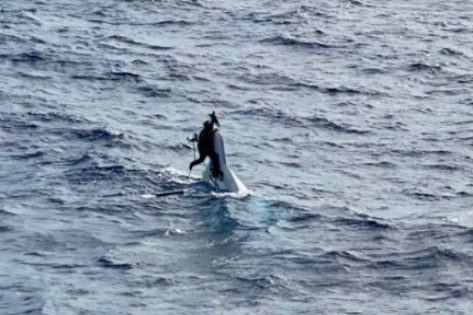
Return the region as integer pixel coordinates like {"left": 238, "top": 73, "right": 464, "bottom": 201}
{"left": 202, "top": 131, "right": 248, "bottom": 193}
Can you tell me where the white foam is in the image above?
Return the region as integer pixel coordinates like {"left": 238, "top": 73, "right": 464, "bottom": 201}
{"left": 140, "top": 194, "right": 155, "bottom": 199}
{"left": 210, "top": 189, "right": 253, "bottom": 199}
{"left": 164, "top": 228, "right": 186, "bottom": 236}
{"left": 163, "top": 166, "right": 200, "bottom": 183}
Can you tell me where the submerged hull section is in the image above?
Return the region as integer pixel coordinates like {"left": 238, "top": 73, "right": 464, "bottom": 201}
{"left": 203, "top": 131, "right": 248, "bottom": 193}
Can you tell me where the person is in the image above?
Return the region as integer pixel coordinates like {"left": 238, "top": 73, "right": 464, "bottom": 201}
{"left": 189, "top": 112, "right": 223, "bottom": 178}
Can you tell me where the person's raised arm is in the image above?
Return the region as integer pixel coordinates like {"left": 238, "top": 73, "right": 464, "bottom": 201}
{"left": 208, "top": 111, "right": 220, "bottom": 128}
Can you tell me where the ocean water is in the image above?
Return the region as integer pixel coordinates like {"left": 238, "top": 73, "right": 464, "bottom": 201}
{"left": 1, "top": 0, "right": 473, "bottom": 313}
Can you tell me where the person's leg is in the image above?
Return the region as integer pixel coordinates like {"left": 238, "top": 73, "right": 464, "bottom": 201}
{"left": 189, "top": 154, "right": 206, "bottom": 170}
{"left": 208, "top": 152, "right": 223, "bottom": 178}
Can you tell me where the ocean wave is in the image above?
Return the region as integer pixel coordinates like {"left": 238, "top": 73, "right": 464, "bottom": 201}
{"left": 66, "top": 163, "right": 187, "bottom": 198}
{"left": 236, "top": 275, "right": 278, "bottom": 290}
{"left": 278, "top": 161, "right": 303, "bottom": 169}
{"left": 362, "top": 161, "right": 398, "bottom": 168}
{"left": 136, "top": 85, "right": 172, "bottom": 98}
{"left": 0, "top": 208, "right": 17, "bottom": 216}
{"left": 86, "top": 9, "right": 200, "bottom": 26}
{"left": 403, "top": 246, "right": 471, "bottom": 268}
{"left": 0, "top": 225, "right": 14, "bottom": 233}
{"left": 248, "top": 9, "right": 321, "bottom": 26}
{"left": 15, "top": 71, "right": 51, "bottom": 80}
{"left": 424, "top": 284, "right": 470, "bottom": 301}
{"left": 286, "top": 213, "right": 323, "bottom": 226}
{"left": 97, "top": 257, "right": 133, "bottom": 270}
{"left": 407, "top": 62, "right": 442, "bottom": 72}
{"left": 333, "top": 215, "right": 395, "bottom": 231}
{"left": 439, "top": 47, "right": 465, "bottom": 57}
{"left": 390, "top": 149, "right": 453, "bottom": 157}
{"left": 150, "top": 20, "right": 194, "bottom": 27}
{"left": 72, "top": 128, "right": 123, "bottom": 141}
{"left": 367, "top": 246, "right": 471, "bottom": 272}
{"left": 131, "top": 277, "right": 174, "bottom": 288}
{"left": 454, "top": 74, "right": 473, "bottom": 84}
{"left": 0, "top": 112, "right": 87, "bottom": 138}
{"left": 4, "top": 51, "right": 91, "bottom": 70}
{"left": 26, "top": 111, "right": 88, "bottom": 125}
{"left": 165, "top": 143, "right": 193, "bottom": 153}
{"left": 368, "top": 259, "right": 404, "bottom": 269}
{"left": 406, "top": 226, "right": 458, "bottom": 241}
{"left": 0, "top": 33, "right": 25, "bottom": 44}
{"left": 237, "top": 71, "right": 296, "bottom": 87}
{"left": 292, "top": 82, "right": 382, "bottom": 96}
{"left": 423, "top": 163, "right": 464, "bottom": 172}
{"left": 306, "top": 115, "right": 370, "bottom": 134}
{"left": 58, "top": 152, "right": 94, "bottom": 166}
{"left": 105, "top": 35, "right": 173, "bottom": 50}
{"left": 72, "top": 71, "right": 142, "bottom": 82}
{"left": 320, "top": 250, "right": 368, "bottom": 263}
{"left": 69, "top": 164, "right": 126, "bottom": 176}
{"left": 362, "top": 67, "right": 388, "bottom": 74}
{"left": 130, "top": 228, "right": 169, "bottom": 238}
{"left": 106, "top": 71, "right": 142, "bottom": 81}
{"left": 444, "top": 26, "right": 470, "bottom": 33}
{"left": 402, "top": 189, "right": 453, "bottom": 201}
{"left": 347, "top": 0, "right": 365, "bottom": 6}
{"left": 14, "top": 259, "right": 87, "bottom": 270}
{"left": 9, "top": 51, "right": 48, "bottom": 63}
{"left": 232, "top": 108, "right": 302, "bottom": 127}
{"left": 456, "top": 191, "right": 473, "bottom": 198}
{"left": 0, "top": 119, "right": 39, "bottom": 131}
{"left": 10, "top": 151, "right": 45, "bottom": 160}
{"left": 260, "top": 35, "right": 340, "bottom": 49}
{"left": 1, "top": 10, "right": 42, "bottom": 26}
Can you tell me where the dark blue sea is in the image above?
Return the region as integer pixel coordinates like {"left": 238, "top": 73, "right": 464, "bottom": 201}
{"left": 1, "top": 0, "right": 473, "bottom": 313}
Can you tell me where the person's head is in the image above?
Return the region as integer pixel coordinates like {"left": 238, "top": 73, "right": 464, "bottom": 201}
{"left": 203, "top": 120, "right": 212, "bottom": 130}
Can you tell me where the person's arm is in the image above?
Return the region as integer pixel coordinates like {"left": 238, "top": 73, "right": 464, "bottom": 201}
{"left": 209, "top": 111, "right": 220, "bottom": 128}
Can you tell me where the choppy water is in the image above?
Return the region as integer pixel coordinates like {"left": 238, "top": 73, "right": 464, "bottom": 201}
{"left": 1, "top": 0, "right": 473, "bottom": 313}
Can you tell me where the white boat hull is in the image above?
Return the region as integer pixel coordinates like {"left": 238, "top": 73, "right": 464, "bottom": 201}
{"left": 203, "top": 130, "right": 248, "bottom": 193}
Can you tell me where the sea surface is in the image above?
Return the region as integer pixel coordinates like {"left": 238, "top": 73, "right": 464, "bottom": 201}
{"left": 1, "top": 0, "right": 473, "bottom": 314}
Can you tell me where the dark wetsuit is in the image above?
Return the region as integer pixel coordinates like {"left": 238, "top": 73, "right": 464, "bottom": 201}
{"left": 189, "top": 125, "right": 222, "bottom": 178}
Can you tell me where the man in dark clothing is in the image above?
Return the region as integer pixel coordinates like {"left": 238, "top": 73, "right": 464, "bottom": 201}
{"left": 189, "top": 112, "right": 223, "bottom": 178}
